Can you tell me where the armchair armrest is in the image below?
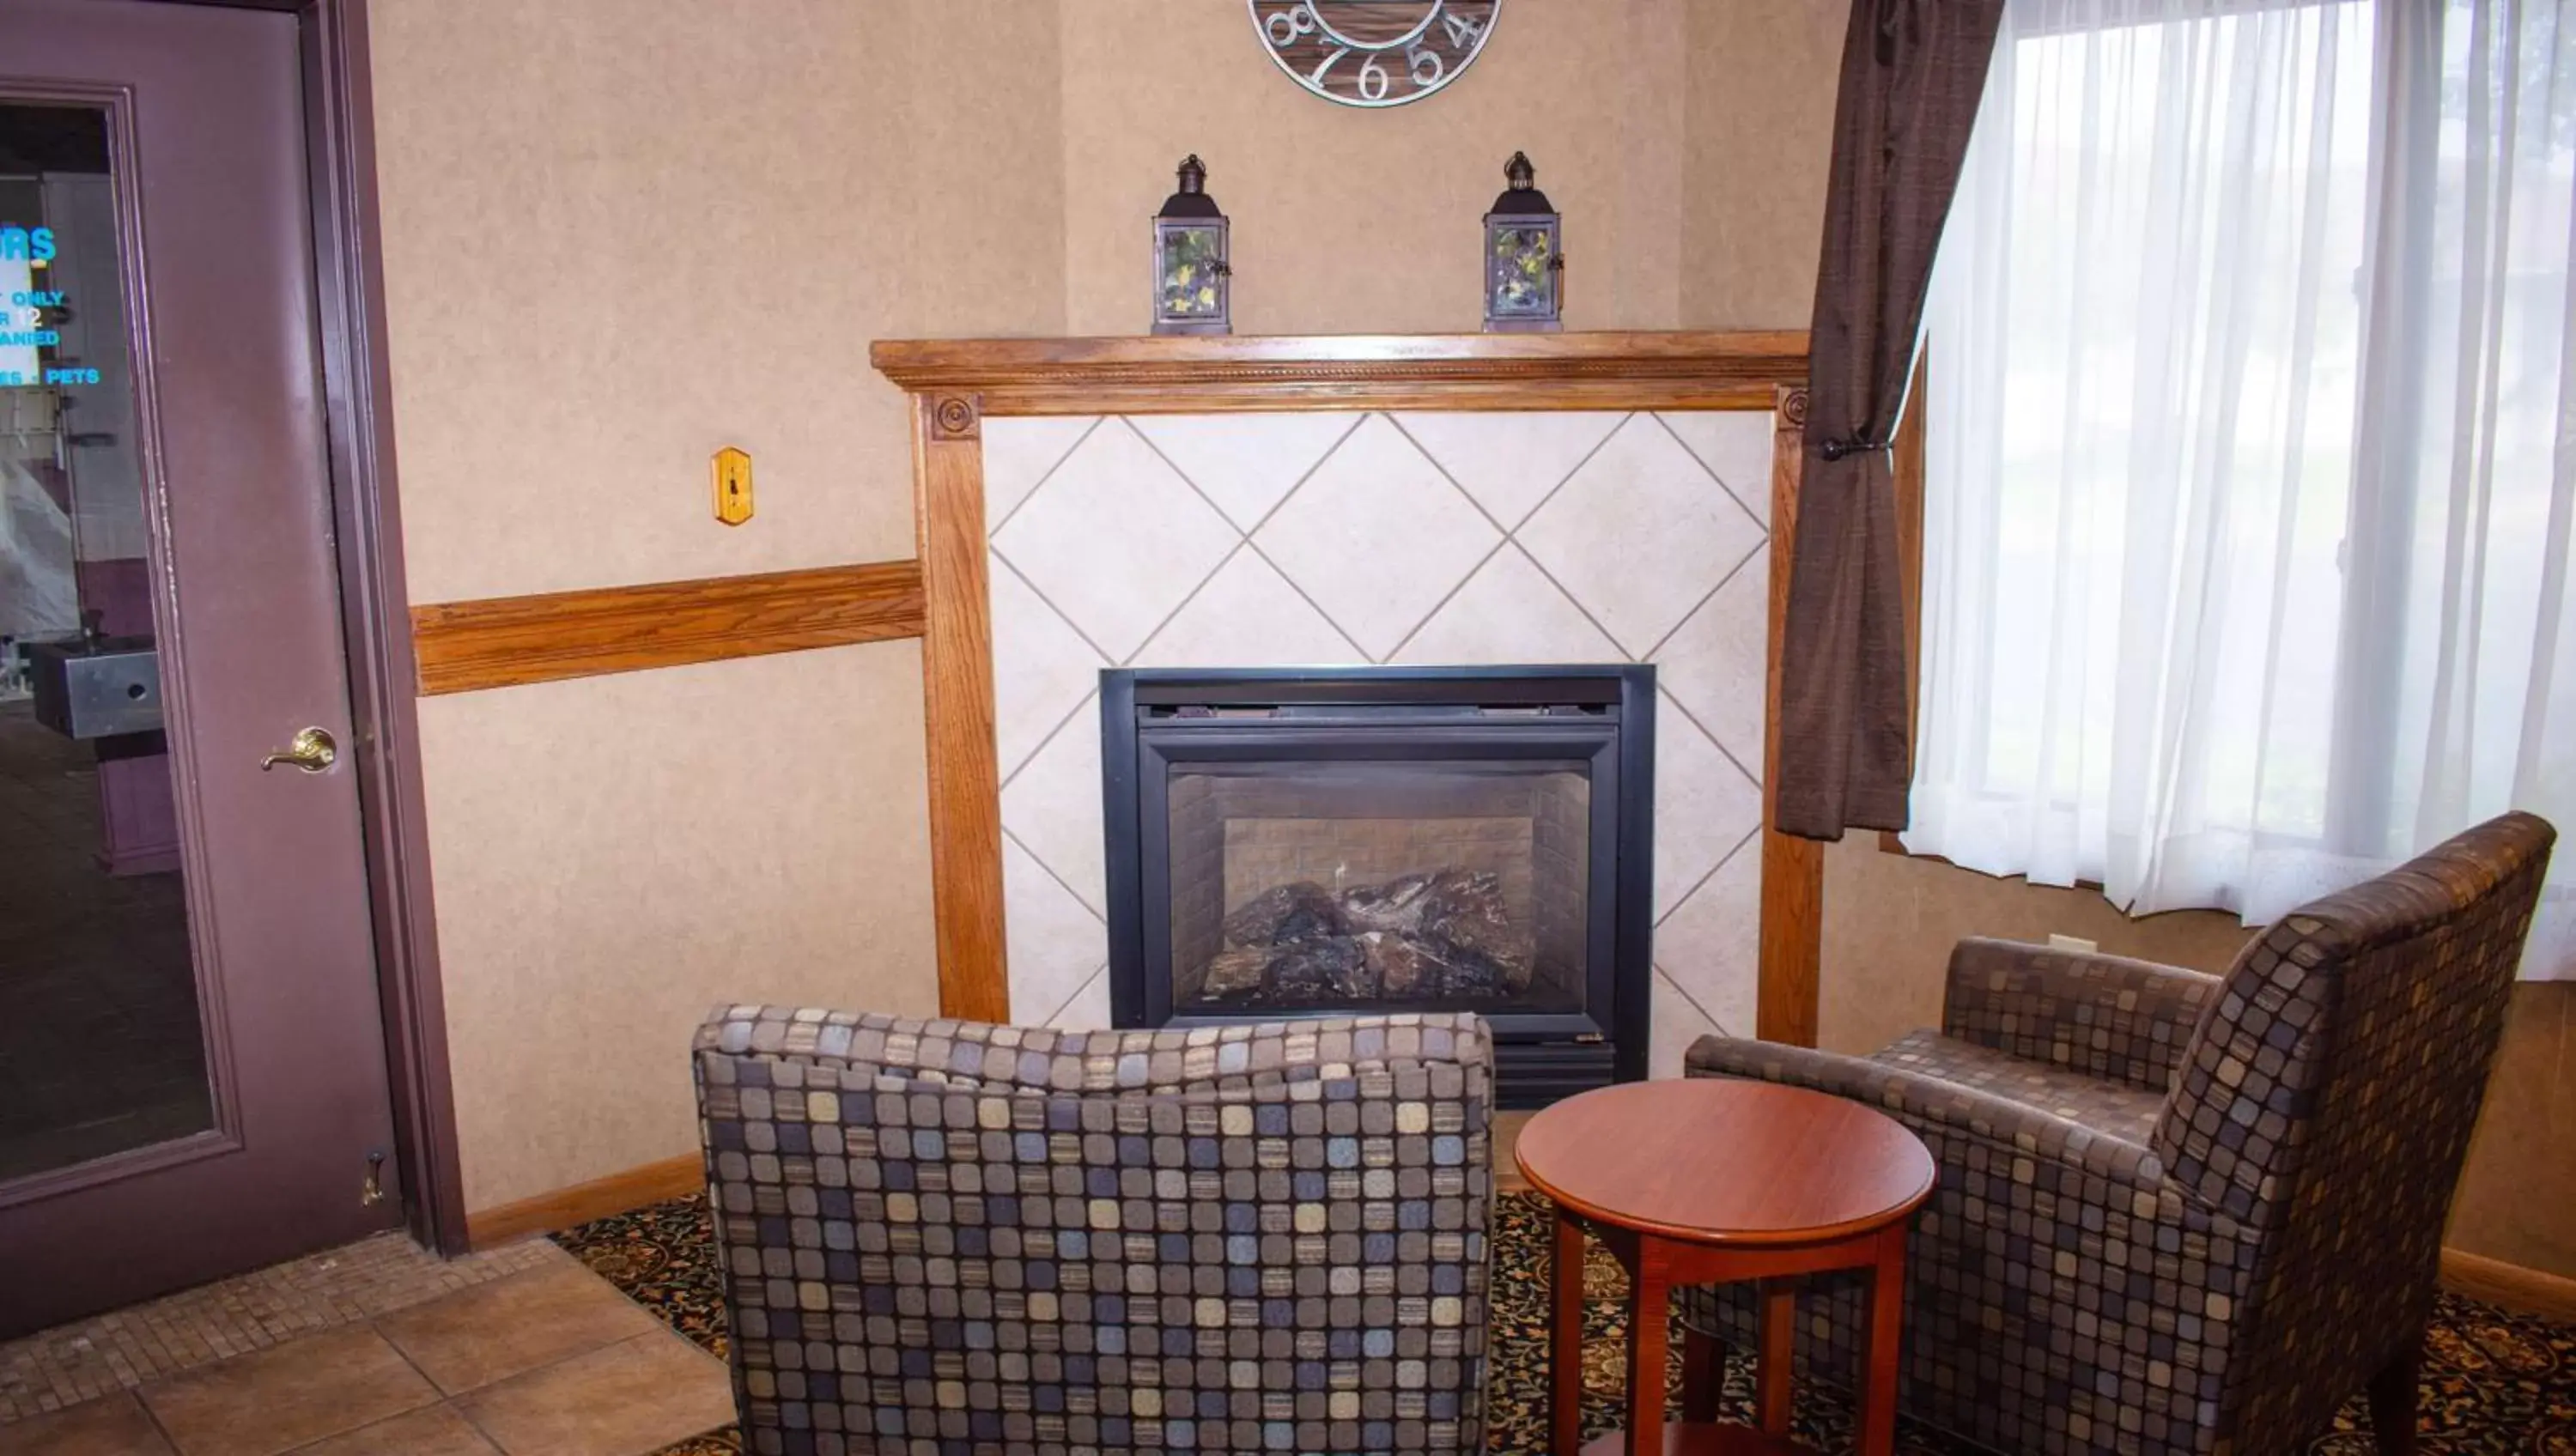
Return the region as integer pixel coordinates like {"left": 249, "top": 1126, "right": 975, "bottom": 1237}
{"left": 1940, "top": 937, "right": 2218, "bottom": 1093}
{"left": 1684, "top": 1034, "right": 2173, "bottom": 1192}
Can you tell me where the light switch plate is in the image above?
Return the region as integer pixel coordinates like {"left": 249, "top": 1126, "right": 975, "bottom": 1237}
{"left": 713, "top": 446, "right": 753, "bottom": 525}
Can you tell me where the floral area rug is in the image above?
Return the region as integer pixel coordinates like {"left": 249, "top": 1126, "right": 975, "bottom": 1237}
{"left": 558, "top": 1191, "right": 2576, "bottom": 1454}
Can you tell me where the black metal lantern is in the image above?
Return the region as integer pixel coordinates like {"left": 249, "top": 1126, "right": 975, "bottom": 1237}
{"left": 1482, "top": 151, "right": 1563, "bottom": 333}
{"left": 1151, "top": 155, "right": 1230, "bottom": 336}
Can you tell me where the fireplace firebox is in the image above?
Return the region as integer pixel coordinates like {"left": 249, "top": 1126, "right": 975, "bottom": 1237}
{"left": 1101, "top": 666, "right": 1654, "bottom": 1105}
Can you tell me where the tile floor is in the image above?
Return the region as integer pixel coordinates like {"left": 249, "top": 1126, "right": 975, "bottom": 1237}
{"left": 2, "top": 1247, "right": 733, "bottom": 1456}
{"left": 0, "top": 1229, "right": 559, "bottom": 1420}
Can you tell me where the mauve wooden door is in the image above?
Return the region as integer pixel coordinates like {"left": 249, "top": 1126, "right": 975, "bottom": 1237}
{"left": 0, "top": 0, "right": 399, "bottom": 1337}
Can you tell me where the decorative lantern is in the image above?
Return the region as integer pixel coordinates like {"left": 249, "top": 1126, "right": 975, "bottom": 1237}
{"left": 1482, "top": 152, "right": 1563, "bottom": 333}
{"left": 1151, "top": 155, "right": 1230, "bottom": 336}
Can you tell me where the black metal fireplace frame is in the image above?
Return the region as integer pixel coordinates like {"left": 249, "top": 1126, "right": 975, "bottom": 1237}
{"left": 1099, "top": 664, "right": 1656, "bottom": 1103}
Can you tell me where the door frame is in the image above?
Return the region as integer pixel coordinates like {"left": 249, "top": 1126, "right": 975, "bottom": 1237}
{"left": 163, "top": 0, "right": 467, "bottom": 1254}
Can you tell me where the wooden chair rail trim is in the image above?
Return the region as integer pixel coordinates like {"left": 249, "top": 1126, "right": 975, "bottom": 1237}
{"left": 410, "top": 559, "right": 925, "bottom": 695}
{"left": 871, "top": 331, "right": 1824, "bottom": 1046}
{"left": 869, "top": 331, "right": 1810, "bottom": 414}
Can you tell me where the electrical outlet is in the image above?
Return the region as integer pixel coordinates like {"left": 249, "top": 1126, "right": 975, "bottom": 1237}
{"left": 713, "top": 446, "right": 753, "bottom": 525}
{"left": 2047, "top": 932, "right": 2099, "bottom": 954}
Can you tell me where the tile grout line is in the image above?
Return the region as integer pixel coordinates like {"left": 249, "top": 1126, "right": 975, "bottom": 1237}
{"left": 1377, "top": 534, "right": 1519, "bottom": 664}
{"left": 1084, "top": 419, "right": 1261, "bottom": 667}
{"left": 997, "top": 689, "right": 1097, "bottom": 801}
{"left": 1121, "top": 413, "right": 1374, "bottom": 664}
{"left": 1491, "top": 530, "right": 1637, "bottom": 665}
{"left": 131, "top": 1384, "right": 183, "bottom": 1454}
{"left": 1656, "top": 676, "right": 1764, "bottom": 798}
{"left": 1124, "top": 539, "right": 1256, "bottom": 665}
{"left": 1001, "top": 822, "right": 1109, "bottom": 934}
{"left": 1229, "top": 535, "right": 1392, "bottom": 666}
{"left": 1251, "top": 410, "right": 1549, "bottom": 664}
{"left": 1646, "top": 409, "right": 1771, "bottom": 536}
{"left": 1420, "top": 412, "right": 1653, "bottom": 664}
{"left": 1204, "top": 410, "right": 1372, "bottom": 541}
{"left": 1036, "top": 964, "right": 1109, "bottom": 1031}
{"left": 1636, "top": 532, "right": 1764, "bottom": 667}
{"left": 984, "top": 415, "right": 1105, "bottom": 540}
{"left": 987, "top": 541, "right": 1122, "bottom": 682}
{"left": 1649, "top": 962, "right": 1738, "bottom": 1043}
{"left": 1382, "top": 409, "right": 1625, "bottom": 540}
{"left": 1659, "top": 685, "right": 1762, "bottom": 798}
{"left": 1653, "top": 823, "right": 1763, "bottom": 934}
{"left": 446, "top": 1392, "right": 510, "bottom": 1455}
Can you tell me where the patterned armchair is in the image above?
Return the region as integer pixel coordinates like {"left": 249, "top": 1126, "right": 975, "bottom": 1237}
{"left": 1680, "top": 811, "right": 2555, "bottom": 1455}
{"left": 692, "top": 1009, "right": 1495, "bottom": 1456}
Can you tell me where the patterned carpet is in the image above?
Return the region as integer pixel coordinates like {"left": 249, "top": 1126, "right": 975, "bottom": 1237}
{"left": 559, "top": 1191, "right": 2576, "bottom": 1454}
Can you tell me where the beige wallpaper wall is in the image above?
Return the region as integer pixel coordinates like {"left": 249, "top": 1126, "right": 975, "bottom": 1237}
{"left": 368, "top": 0, "right": 1066, "bottom": 1210}
{"left": 1059, "top": 0, "right": 1842, "bottom": 336}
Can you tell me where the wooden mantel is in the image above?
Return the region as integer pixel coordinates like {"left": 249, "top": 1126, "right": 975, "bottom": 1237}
{"left": 870, "top": 331, "right": 1824, "bottom": 1047}
{"left": 871, "top": 330, "right": 1810, "bottom": 416}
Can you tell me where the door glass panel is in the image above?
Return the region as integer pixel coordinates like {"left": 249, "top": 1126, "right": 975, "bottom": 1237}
{"left": 1, "top": 102, "right": 212, "bottom": 1182}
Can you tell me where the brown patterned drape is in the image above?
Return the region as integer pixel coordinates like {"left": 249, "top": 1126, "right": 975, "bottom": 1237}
{"left": 1776, "top": 0, "right": 2004, "bottom": 839}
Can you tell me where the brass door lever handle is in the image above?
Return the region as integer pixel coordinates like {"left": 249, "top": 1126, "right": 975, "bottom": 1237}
{"left": 260, "top": 726, "right": 337, "bottom": 774}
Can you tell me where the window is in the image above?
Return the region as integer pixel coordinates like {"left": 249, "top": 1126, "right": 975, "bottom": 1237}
{"left": 1911, "top": 0, "right": 2573, "bottom": 976}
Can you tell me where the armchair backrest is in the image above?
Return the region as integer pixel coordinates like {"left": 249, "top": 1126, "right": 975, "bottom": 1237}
{"left": 2152, "top": 810, "right": 2553, "bottom": 1441}
{"left": 692, "top": 1009, "right": 1495, "bottom": 1456}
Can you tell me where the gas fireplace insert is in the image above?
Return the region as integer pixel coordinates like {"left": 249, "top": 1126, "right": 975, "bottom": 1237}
{"left": 1099, "top": 665, "right": 1654, "bottom": 1105}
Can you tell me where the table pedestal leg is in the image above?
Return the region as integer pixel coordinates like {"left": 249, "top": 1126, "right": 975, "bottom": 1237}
{"left": 1680, "top": 1322, "right": 1723, "bottom": 1424}
{"left": 1552, "top": 1211, "right": 1585, "bottom": 1456}
{"left": 1756, "top": 1277, "right": 1795, "bottom": 1437}
{"left": 1624, "top": 1238, "right": 1671, "bottom": 1456}
{"left": 1858, "top": 1227, "right": 1908, "bottom": 1456}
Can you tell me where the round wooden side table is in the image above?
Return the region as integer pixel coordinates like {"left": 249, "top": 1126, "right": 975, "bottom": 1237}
{"left": 1514, "top": 1079, "right": 1936, "bottom": 1456}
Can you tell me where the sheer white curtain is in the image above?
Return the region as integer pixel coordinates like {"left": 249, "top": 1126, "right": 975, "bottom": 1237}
{"left": 1912, "top": 0, "right": 2576, "bottom": 976}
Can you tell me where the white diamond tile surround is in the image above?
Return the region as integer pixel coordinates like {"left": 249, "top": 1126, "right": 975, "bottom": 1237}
{"left": 1136, "top": 549, "right": 1366, "bottom": 669}
{"left": 1250, "top": 416, "right": 1502, "bottom": 660}
{"left": 992, "top": 421, "right": 1239, "bottom": 662}
{"left": 982, "top": 416, "right": 1097, "bottom": 527}
{"left": 989, "top": 555, "right": 1107, "bottom": 780}
{"left": 1517, "top": 415, "right": 1767, "bottom": 657}
{"left": 1131, "top": 412, "right": 1363, "bottom": 530}
{"left": 1658, "top": 410, "right": 1777, "bottom": 528}
{"left": 999, "top": 834, "right": 1108, "bottom": 1028}
{"left": 1391, "top": 545, "right": 1619, "bottom": 668}
{"left": 986, "top": 409, "right": 1777, "bottom": 1077}
{"left": 1389, "top": 411, "right": 1626, "bottom": 529}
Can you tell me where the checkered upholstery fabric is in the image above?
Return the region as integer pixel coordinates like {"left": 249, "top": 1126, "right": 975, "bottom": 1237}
{"left": 1680, "top": 811, "right": 2554, "bottom": 1455}
{"left": 692, "top": 1010, "right": 1495, "bottom": 1456}
{"left": 1941, "top": 938, "right": 2220, "bottom": 1093}
{"left": 1873, "top": 1027, "right": 2167, "bottom": 1144}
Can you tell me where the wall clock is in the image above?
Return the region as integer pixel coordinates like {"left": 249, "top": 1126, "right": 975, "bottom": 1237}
{"left": 1249, "top": 2, "right": 1501, "bottom": 108}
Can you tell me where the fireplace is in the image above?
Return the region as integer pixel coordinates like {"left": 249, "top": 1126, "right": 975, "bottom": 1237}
{"left": 1101, "top": 665, "right": 1654, "bottom": 1105}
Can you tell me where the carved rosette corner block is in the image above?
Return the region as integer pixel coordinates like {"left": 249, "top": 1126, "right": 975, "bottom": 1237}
{"left": 930, "top": 394, "right": 981, "bottom": 442}
{"left": 1777, "top": 386, "right": 1809, "bottom": 429}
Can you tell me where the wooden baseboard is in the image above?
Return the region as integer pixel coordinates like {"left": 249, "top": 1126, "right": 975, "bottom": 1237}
{"left": 465, "top": 1153, "right": 706, "bottom": 1249}
{"left": 2439, "top": 1247, "right": 2576, "bottom": 1321}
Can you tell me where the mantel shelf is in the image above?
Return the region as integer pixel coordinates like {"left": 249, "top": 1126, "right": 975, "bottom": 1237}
{"left": 868, "top": 330, "right": 1809, "bottom": 415}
